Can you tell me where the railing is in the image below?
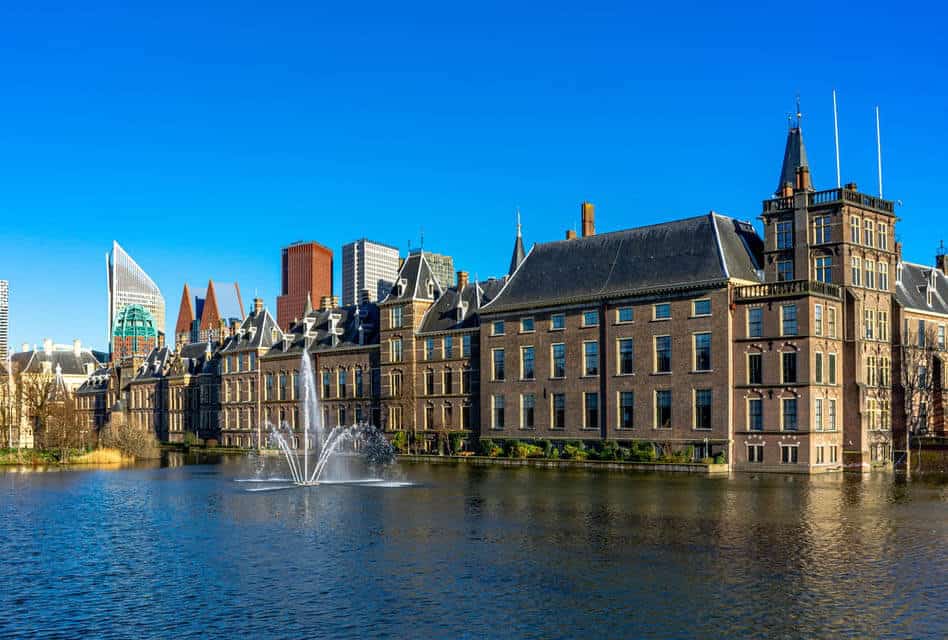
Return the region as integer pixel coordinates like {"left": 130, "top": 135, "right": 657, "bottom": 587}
{"left": 735, "top": 279, "right": 842, "bottom": 300}
{"left": 761, "top": 188, "right": 895, "bottom": 214}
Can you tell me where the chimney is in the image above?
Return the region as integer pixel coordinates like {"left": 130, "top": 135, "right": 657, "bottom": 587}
{"left": 457, "top": 271, "right": 469, "bottom": 290}
{"left": 43, "top": 338, "right": 53, "bottom": 355}
{"left": 794, "top": 166, "right": 812, "bottom": 191}
{"left": 359, "top": 289, "right": 371, "bottom": 305}
{"left": 566, "top": 229, "right": 577, "bottom": 240}
{"left": 844, "top": 182, "right": 858, "bottom": 192}
{"left": 780, "top": 182, "right": 794, "bottom": 198}
{"left": 320, "top": 295, "right": 334, "bottom": 311}
{"left": 937, "top": 244, "right": 948, "bottom": 276}
{"left": 581, "top": 201, "right": 595, "bottom": 237}
{"left": 73, "top": 339, "right": 81, "bottom": 357}
{"left": 253, "top": 297, "right": 264, "bottom": 314}
{"left": 21, "top": 342, "right": 28, "bottom": 353}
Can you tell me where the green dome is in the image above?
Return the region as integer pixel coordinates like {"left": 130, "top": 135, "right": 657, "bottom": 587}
{"left": 113, "top": 304, "right": 157, "bottom": 338}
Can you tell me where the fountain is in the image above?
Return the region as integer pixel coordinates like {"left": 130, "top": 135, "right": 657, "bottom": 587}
{"left": 264, "top": 351, "right": 395, "bottom": 486}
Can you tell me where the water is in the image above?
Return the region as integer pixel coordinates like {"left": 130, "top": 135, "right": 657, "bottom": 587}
{"left": 1, "top": 457, "right": 946, "bottom": 639}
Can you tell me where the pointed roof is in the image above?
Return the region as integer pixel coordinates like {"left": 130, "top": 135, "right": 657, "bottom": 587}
{"left": 776, "top": 126, "right": 809, "bottom": 194}
{"left": 303, "top": 291, "right": 313, "bottom": 316}
{"left": 379, "top": 251, "right": 442, "bottom": 304}
{"left": 175, "top": 284, "right": 196, "bottom": 335}
{"left": 508, "top": 211, "right": 526, "bottom": 276}
{"left": 199, "top": 280, "right": 222, "bottom": 331}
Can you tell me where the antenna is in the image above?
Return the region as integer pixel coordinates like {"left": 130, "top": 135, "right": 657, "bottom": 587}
{"left": 875, "top": 106, "right": 883, "bottom": 198}
{"left": 832, "top": 90, "right": 841, "bottom": 188}
{"left": 795, "top": 94, "right": 802, "bottom": 127}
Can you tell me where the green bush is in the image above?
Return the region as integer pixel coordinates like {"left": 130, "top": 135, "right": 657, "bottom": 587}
{"left": 504, "top": 439, "right": 522, "bottom": 457}
{"left": 713, "top": 452, "right": 726, "bottom": 464}
{"left": 549, "top": 447, "right": 560, "bottom": 460}
{"left": 562, "top": 443, "right": 588, "bottom": 460}
{"left": 538, "top": 439, "right": 553, "bottom": 458}
{"left": 391, "top": 431, "right": 408, "bottom": 453}
{"left": 599, "top": 440, "right": 620, "bottom": 461}
{"left": 449, "top": 432, "right": 464, "bottom": 454}
{"left": 478, "top": 438, "right": 502, "bottom": 457}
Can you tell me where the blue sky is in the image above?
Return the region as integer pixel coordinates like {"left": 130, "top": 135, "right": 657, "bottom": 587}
{"left": 1, "top": 1, "right": 946, "bottom": 352}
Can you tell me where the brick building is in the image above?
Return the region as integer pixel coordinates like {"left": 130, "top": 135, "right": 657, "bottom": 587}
{"left": 276, "top": 241, "right": 333, "bottom": 331}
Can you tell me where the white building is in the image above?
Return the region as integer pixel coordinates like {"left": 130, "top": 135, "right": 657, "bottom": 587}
{"left": 106, "top": 241, "right": 165, "bottom": 349}
{"left": 341, "top": 239, "right": 401, "bottom": 306}
{"left": 0, "top": 280, "right": 8, "bottom": 362}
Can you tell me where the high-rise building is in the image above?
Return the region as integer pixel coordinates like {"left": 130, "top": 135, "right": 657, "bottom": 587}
{"left": 409, "top": 249, "right": 455, "bottom": 289}
{"left": 341, "top": 238, "right": 400, "bottom": 306}
{"left": 0, "top": 280, "right": 8, "bottom": 362}
{"left": 276, "top": 241, "right": 333, "bottom": 330}
{"left": 107, "top": 241, "right": 165, "bottom": 352}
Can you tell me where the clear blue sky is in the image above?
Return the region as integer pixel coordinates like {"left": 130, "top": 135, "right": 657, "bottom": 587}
{"left": 2, "top": 1, "right": 946, "bottom": 352}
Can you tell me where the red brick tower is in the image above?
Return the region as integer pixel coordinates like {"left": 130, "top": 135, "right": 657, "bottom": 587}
{"left": 276, "top": 241, "right": 333, "bottom": 330}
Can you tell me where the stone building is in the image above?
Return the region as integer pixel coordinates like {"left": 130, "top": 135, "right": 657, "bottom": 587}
{"left": 165, "top": 341, "right": 220, "bottom": 443}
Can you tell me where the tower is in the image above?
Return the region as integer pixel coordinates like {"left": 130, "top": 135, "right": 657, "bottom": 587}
{"left": 508, "top": 210, "right": 526, "bottom": 276}
{"left": 276, "top": 241, "right": 333, "bottom": 330}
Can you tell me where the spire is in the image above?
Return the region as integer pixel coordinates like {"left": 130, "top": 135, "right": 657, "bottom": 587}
{"left": 174, "top": 283, "right": 196, "bottom": 337}
{"left": 776, "top": 99, "right": 812, "bottom": 195}
{"left": 303, "top": 290, "right": 313, "bottom": 316}
{"left": 508, "top": 208, "right": 526, "bottom": 276}
{"left": 199, "top": 280, "right": 222, "bottom": 331}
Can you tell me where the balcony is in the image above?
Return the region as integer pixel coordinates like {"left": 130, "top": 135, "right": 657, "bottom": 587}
{"left": 735, "top": 279, "right": 842, "bottom": 301}
{"left": 762, "top": 188, "right": 895, "bottom": 215}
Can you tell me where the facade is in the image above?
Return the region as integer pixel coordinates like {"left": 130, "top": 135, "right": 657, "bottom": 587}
{"left": 112, "top": 304, "right": 161, "bottom": 362}
{"left": 341, "top": 238, "right": 400, "bottom": 306}
{"left": 107, "top": 241, "right": 166, "bottom": 352}
{"left": 409, "top": 249, "right": 455, "bottom": 289}
{"left": 0, "top": 279, "right": 8, "bottom": 362}
{"left": 276, "top": 241, "right": 333, "bottom": 330}
{"left": 174, "top": 280, "right": 245, "bottom": 346}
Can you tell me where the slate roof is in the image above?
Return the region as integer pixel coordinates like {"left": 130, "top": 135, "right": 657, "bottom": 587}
{"left": 10, "top": 347, "right": 101, "bottom": 377}
{"left": 509, "top": 229, "right": 526, "bottom": 276}
{"left": 265, "top": 303, "right": 380, "bottom": 357}
{"left": 173, "top": 341, "right": 219, "bottom": 376}
{"left": 133, "top": 346, "right": 173, "bottom": 381}
{"left": 379, "top": 252, "right": 442, "bottom": 304}
{"left": 895, "top": 262, "right": 948, "bottom": 316}
{"left": 419, "top": 278, "right": 506, "bottom": 334}
{"left": 777, "top": 126, "right": 809, "bottom": 194}
{"left": 76, "top": 365, "right": 112, "bottom": 394}
{"left": 482, "top": 213, "right": 763, "bottom": 314}
{"left": 220, "top": 306, "right": 281, "bottom": 353}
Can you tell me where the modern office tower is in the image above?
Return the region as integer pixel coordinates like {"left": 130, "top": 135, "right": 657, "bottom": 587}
{"left": 341, "top": 238, "right": 401, "bottom": 306}
{"left": 276, "top": 241, "right": 333, "bottom": 330}
{"left": 0, "top": 280, "right": 8, "bottom": 362}
{"left": 106, "top": 241, "right": 165, "bottom": 354}
{"left": 408, "top": 249, "right": 455, "bottom": 289}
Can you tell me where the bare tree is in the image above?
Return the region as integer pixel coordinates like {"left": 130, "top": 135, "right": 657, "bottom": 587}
{"left": 36, "top": 391, "right": 88, "bottom": 461}
{"left": 899, "top": 324, "right": 942, "bottom": 437}
{"left": 99, "top": 408, "right": 161, "bottom": 459}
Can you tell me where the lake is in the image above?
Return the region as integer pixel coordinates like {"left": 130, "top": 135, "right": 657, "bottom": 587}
{"left": 1, "top": 455, "right": 946, "bottom": 639}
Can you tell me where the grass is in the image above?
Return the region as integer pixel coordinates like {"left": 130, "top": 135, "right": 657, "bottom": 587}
{"left": 67, "top": 448, "right": 131, "bottom": 465}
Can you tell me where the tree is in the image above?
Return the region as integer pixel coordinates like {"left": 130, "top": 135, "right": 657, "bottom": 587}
{"left": 99, "top": 409, "right": 161, "bottom": 459}
{"left": 899, "top": 324, "right": 942, "bottom": 437}
{"left": 36, "top": 391, "right": 88, "bottom": 461}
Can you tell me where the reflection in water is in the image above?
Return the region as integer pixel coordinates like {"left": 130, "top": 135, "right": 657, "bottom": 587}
{"left": 1, "top": 458, "right": 946, "bottom": 639}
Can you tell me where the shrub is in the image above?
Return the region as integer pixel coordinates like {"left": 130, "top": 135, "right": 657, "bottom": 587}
{"left": 183, "top": 431, "right": 204, "bottom": 447}
{"left": 562, "top": 443, "right": 588, "bottom": 460}
{"left": 600, "top": 440, "right": 620, "bottom": 461}
{"left": 504, "top": 439, "right": 522, "bottom": 457}
{"left": 391, "top": 431, "right": 408, "bottom": 453}
{"left": 713, "top": 452, "right": 726, "bottom": 464}
{"left": 478, "top": 438, "right": 502, "bottom": 457}
{"left": 449, "top": 432, "right": 464, "bottom": 454}
{"left": 549, "top": 447, "right": 560, "bottom": 460}
{"left": 99, "top": 412, "right": 160, "bottom": 460}
{"left": 617, "top": 446, "right": 631, "bottom": 461}
{"left": 538, "top": 439, "right": 553, "bottom": 458}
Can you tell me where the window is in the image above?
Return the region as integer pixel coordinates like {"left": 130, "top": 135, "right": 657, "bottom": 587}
{"left": 355, "top": 368, "right": 364, "bottom": 397}
{"left": 816, "top": 446, "right": 825, "bottom": 464}
{"left": 878, "top": 311, "right": 889, "bottom": 342}
{"left": 521, "top": 346, "right": 535, "bottom": 380}
{"left": 693, "top": 333, "right": 712, "bottom": 371}
{"left": 462, "top": 334, "right": 472, "bottom": 357}
{"left": 655, "top": 336, "right": 672, "bottom": 373}
{"left": 339, "top": 407, "right": 347, "bottom": 428}
{"left": 425, "top": 338, "right": 435, "bottom": 360}
{"left": 781, "top": 444, "right": 799, "bottom": 464}
{"left": 829, "top": 399, "right": 837, "bottom": 431}
{"left": 864, "top": 220, "right": 874, "bottom": 247}
{"left": 878, "top": 223, "right": 888, "bottom": 250}
{"left": 520, "top": 317, "right": 535, "bottom": 333}
{"left": 748, "top": 444, "right": 764, "bottom": 463}
{"left": 550, "top": 313, "right": 566, "bottom": 330}
{"left": 815, "top": 256, "right": 832, "bottom": 283}
{"left": 584, "top": 393, "right": 599, "bottom": 429}
{"left": 491, "top": 395, "right": 505, "bottom": 429}
{"left": 828, "top": 307, "right": 837, "bottom": 339}
{"left": 865, "top": 261, "right": 875, "bottom": 289}
{"left": 781, "top": 304, "right": 798, "bottom": 336}
{"left": 265, "top": 373, "right": 273, "bottom": 401}
{"left": 655, "top": 390, "right": 672, "bottom": 428}
{"left": 390, "top": 338, "right": 403, "bottom": 363}
{"left": 939, "top": 325, "right": 946, "bottom": 350}
{"left": 584, "top": 341, "right": 599, "bottom": 376}
{"left": 461, "top": 404, "right": 470, "bottom": 430}
{"left": 391, "top": 306, "right": 404, "bottom": 328}
{"left": 748, "top": 398, "right": 763, "bottom": 431}
{"left": 492, "top": 348, "right": 505, "bottom": 381}
{"left": 850, "top": 216, "right": 860, "bottom": 243}
{"left": 389, "top": 405, "right": 403, "bottom": 430}
{"left": 748, "top": 353, "right": 762, "bottom": 384}
{"left": 864, "top": 309, "right": 874, "bottom": 340}
{"left": 852, "top": 256, "right": 862, "bottom": 286}
{"left": 338, "top": 369, "right": 348, "bottom": 398}
{"left": 355, "top": 406, "right": 363, "bottom": 424}
{"left": 694, "top": 389, "right": 712, "bottom": 430}
{"left": 813, "top": 215, "right": 830, "bottom": 244}
{"left": 782, "top": 352, "right": 798, "bottom": 383}
{"left": 551, "top": 343, "right": 566, "bottom": 378}
{"left": 879, "top": 262, "right": 889, "bottom": 291}
{"left": 830, "top": 445, "right": 838, "bottom": 463}
{"left": 814, "top": 304, "right": 823, "bottom": 336}
{"left": 444, "top": 335, "right": 454, "bottom": 359}
{"left": 748, "top": 307, "right": 763, "bottom": 338}
{"left": 654, "top": 303, "right": 671, "bottom": 320}
{"left": 777, "top": 221, "right": 793, "bottom": 249}
{"left": 777, "top": 260, "right": 794, "bottom": 282}
{"left": 390, "top": 371, "right": 402, "bottom": 396}
{"left": 815, "top": 352, "right": 823, "bottom": 384}
{"left": 782, "top": 399, "right": 798, "bottom": 431}
{"left": 521, "top": 394, "right": 535, "bottom": 429}
{"left": 321, "top": 371, "right": 330, "bottom": 399}
{"left": 582, "top": 310, "right": 599, "bottom": 327}
{"left": 617, "top": 307, "right": 634, "bottom": 323}
{"left": 552, "top": 394, "right": 565, "bottom": 430}
{"left": 618, "top": 392, "right": 634, "bottom": 429}
{"left": 693, "top": 299, "right": 711, "bottom": 316}
{"left": 828, "top": 353, "right": 837, "bottom": 385}
{"left": 618, "top": 338, "right": 634, "bottom": 375}
{"left": 815, "top": 398, "right": 823, "bottom": 431}
{"left": 918, "top": 319, "right": 926, "bottom": 347}
{"left": 461, "top": 367, "right": 472, "bottom": 393}
{"left": 492, "top": 320, "right": 505, "bottom": 336}
{"left": 425, "top": 370, "right": 435, "bottom": 395}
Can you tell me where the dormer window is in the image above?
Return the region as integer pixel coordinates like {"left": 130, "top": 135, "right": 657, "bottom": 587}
{"left": 426, "top": 279, "right": 435, "bottom": 298}
{"left": 396, "top": 279, "right": 407, "bottom": 298}
{"left": 896, "top": 262, "right": 903, "bottom": 284}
